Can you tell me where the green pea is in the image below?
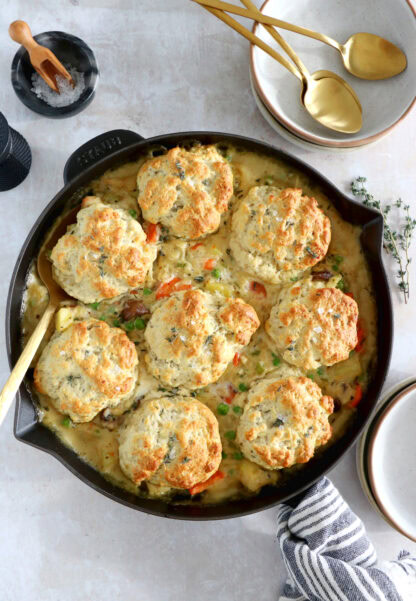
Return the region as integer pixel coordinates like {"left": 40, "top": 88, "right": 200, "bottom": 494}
{"left": 62, "top": 417, "right": 71, "bottom": 428}
{"left": 89, "top": 302, "right": 100, "bottom": 310}
{"left": 225, "top": 430, "right": 236, "bottom": 441}
{"left": 129, "top": 209, "right": 138, "bottom": 219}
{"left": 134, "top": 317, "right": 146, "bottom": 330}
{"left": 238, "top": 383, "right": 248, "bottom": 392}
{"left": 233, "top": 452, "right": 244, "bottom": 460}
{"left": 212, "top": 268, "right": 221, "bottom": 279}
{"left": 124, "top": 320, "right": 135, "bottom": 331}
{"left": 233, "top": 406, "right": 243, "bottom": 415}
{"left": 221, "top": 451, "right": 228, "bottom": 459}
{"left": 113, "top": 319, "right": 121, "bottom": 327}
{"left": 217, "top": 403, "right": 229, "bottom": 416}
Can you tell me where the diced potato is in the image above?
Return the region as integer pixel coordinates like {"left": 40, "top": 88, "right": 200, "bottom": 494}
{"left": 238, "top": 459, "right": 278, "bottom": 492}
{"left": 146, "top": 482, "right": 173, "bottom": 498}
{"left": 55, "top": 306, "right": 87, "bottom": 332}
{"left": 326, "top": 352, "right": 362, "bottom": 383}
{"left": 205, "top": 281, "right": 232, "bottom": 297}
{"left": 55, "top": 307, "right": 75, "bottom": 332}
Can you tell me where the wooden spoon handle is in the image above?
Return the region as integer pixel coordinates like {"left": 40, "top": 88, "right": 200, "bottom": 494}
{"left": 9, "top": 20, "right": 39, "bottom": 50}
{"left": 0, "top": 302, "right": 56, "bottom": 427}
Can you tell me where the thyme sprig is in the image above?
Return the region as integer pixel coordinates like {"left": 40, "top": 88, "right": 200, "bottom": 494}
{"left": 351, "top": 177, "right": 416, "bottom": 304}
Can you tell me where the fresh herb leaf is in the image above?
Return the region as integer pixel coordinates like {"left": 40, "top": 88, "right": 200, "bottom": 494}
{"left": 255, "top": 362, "right": 265, "bottom": 375}
{"left": 143, "top": 288, "right": 152, "bottom": 296}
{"left": 351, "top": 177, "right": 415, "bottom": 304}
{"left": 89, "top": 302, "right": 100, "bottom": 310}
{"left": 271, "top": 353, "right": 280, "bottom": 366}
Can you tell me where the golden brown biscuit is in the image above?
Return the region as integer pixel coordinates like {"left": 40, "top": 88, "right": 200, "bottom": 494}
{"left": 265, "top": 277, "right": 359, "bottom": 370}
{"left": 144, "top": 289, "right": 260, "bottom": 389}
{"left": 237, "top": 376, "right": 334, "bottom": 470}
{"left": 51, "top": 196, "right": 157, "bottom": 303}
{"left": 118, "top": 396, "right": 222, "bottom": 489}
{"left": 34, "top": 319, "right": 138, "bottom": 422}
{"left": 137, "top": 146, "right": 233, "bottom": 239}
{"left": 230, "top": 187, "right": 331, "bottom": 284}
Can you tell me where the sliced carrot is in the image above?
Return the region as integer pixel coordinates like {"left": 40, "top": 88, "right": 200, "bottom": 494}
{"left": 233, "top": 352, "right": 240, "bottom": 367}
{"left": 156, "top": 278, "right": 182, "bottom": 300}
{"left": 224, "top": 385, "right": 237, "bottom": 404}
{"left": 349, "top": 383, "right": 363, "bottom": 408}
{"left": 145, "top": 222, "right": 160, "bottom": 243}
{"left": 174, "top": 283, "right": 192, "bottom": 294}
{"left": 204, "top": 258, "right": 216, "bottom": 271}
{"left": 191, "top": 242, "right": 203, "bottom": 251}
{"left": 355, "top": 319, "right": 365, "bottom": 353}
{"left": 189, "top": 470, "right": 225, "bottom": 496}
{"left": 250, "top": 281, "right": 267, "bottom": 297}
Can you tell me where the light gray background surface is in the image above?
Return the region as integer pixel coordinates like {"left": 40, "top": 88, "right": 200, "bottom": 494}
{"left": 0, "top": 2, "right": 415, "bottom": 600}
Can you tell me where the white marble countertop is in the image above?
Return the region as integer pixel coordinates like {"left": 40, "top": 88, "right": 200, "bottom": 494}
{"left": 0, "top": 2, "right": 415, "bottom": 599}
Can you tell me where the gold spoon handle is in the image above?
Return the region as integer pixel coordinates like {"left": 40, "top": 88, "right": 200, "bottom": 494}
{"left": 192, "top": 0, "right": 340, "bottom": 51}
{"left": 239, "top": 0, "right": 310, "bottom": 83}
{"left": 198, "top": 4, "right": 301, "bottom": 79}
{"left": 0, "top": 302, "right": 57, "bottom": 427}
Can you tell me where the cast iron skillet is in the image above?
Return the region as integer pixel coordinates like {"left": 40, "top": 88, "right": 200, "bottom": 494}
{"left": 6, "top": 130, "right": 393, "bottom": 520}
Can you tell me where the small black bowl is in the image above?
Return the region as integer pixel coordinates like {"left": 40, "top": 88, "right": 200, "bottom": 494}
{"left": 11, "top": 31, "right": 99, "bottom": 119}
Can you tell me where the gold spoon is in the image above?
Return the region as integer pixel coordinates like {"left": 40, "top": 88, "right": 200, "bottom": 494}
{"left": 194, "top": 0, "right": 407, "bottom": 80}
{"left": 0, "top": 207, "right": 79, "bottom": 427}
{"left": 195, "top": 1, "right": 362, "bottom": 133}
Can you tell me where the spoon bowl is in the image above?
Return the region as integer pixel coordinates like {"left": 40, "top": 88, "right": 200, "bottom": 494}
{"left": 341, "top": 32, "right": 407, "bottom": 80}
{"left": 303, "top": 75, "right": 362, "bottom": 133}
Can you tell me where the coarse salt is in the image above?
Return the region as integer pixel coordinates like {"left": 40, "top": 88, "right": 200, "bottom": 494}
{"left": 31, "top": 65, "right": 85, "bottom": 108}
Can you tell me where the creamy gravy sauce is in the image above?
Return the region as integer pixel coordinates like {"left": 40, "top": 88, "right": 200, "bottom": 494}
{"left": 21, "top": 144, "right": 377, "bottom": 504}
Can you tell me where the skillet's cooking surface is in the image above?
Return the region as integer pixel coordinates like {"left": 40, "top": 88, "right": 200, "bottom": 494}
{"left": 6, "top": 130, "right": 392, "bottom": 519}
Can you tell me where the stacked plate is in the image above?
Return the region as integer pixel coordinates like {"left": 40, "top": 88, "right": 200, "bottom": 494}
{"left": 357, "top": 378, "right": 416, "bottom": 542}
{"left": 250, "top": 0, "right": 416, "bottom": 152}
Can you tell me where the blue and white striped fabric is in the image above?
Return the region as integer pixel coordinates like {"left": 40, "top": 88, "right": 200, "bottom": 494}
{"left": 276, "top": 478, "right": 416, "bottom": 601}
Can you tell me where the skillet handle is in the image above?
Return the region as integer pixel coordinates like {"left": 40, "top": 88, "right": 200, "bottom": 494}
{"left": 63, "top": 129, "right": 145, "bottom": 184}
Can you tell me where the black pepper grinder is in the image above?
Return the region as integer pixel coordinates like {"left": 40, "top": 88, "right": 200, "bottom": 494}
{"left": 0, "top": 112, "right": 32, "bottom": 191}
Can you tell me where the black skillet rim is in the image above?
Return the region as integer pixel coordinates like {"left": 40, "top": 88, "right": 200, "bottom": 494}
{"left": 6, "top": 130, "right": 393, "bottom": 520}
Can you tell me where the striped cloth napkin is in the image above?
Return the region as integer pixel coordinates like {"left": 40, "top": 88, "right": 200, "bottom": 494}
{"left": 276, "top": 477, "right": 416, "bottom": 601}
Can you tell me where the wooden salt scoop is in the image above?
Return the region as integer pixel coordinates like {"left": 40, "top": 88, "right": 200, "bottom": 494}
{"left": 9, "top": 20, "right": 74, "bottom": 93}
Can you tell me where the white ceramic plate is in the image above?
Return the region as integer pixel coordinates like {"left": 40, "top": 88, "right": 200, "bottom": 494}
{"left": 367, "top": 382, "right": 416, "bottom": 541}
{"left": 251, "top": 0, "right": 416, "bottom": 147}
{"left": 356, "top": 378, "right": 416, "bottom": 531}
{"left": 250, "top": 72, "right": 383, "bottom": 153}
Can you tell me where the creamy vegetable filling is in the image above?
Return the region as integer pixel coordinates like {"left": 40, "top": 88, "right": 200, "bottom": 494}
{"left": 21, "top": 144, "right": 377, "bottom": 504}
